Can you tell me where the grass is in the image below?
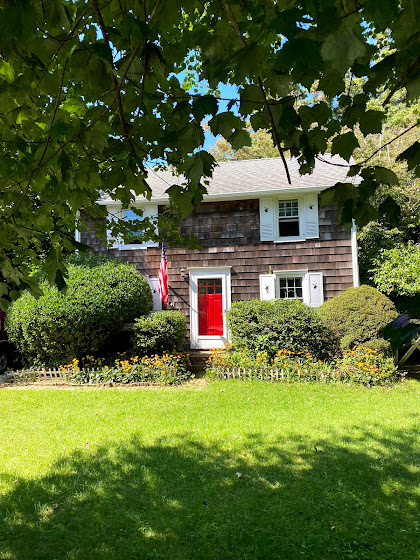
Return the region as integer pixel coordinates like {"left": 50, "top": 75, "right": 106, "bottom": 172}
{"left": 0, "top": 380, "right": 419, "bottom": 560}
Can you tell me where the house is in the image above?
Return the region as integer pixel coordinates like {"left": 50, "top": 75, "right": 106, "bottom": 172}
{"left": 78, "top": 155, "right": 360, "bottom": 350}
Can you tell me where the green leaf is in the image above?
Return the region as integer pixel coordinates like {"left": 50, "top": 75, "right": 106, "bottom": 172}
{"left": 353, "top": 203, "right": 379, "bottom": 227}
{"left": 192, "top": 96, "right": 218, "bottom": 121}
{"left": 405, "top": 71, "right": 420, "bottom": 103}
{"left": 359, "top": 110, "right": 384, "bottom": 135}
{"left": 321, "top": 27, "right": 366, "bottom": 74}
{"left": 229, "top": 128, "right": 252, "bottom": 150}
{"left": 331, "top": 132, "right": 359, "bottom": 160}
{"left": 230, "top": 43, "right": 265, "bottom": 81}
{"left": 208, "top": 112, "right": 244, "bottom": 138}
{"left": 397, "top": 142, "right": 420, "bottom": 177}
{"left": 373, "top": 166, "right": 399, "bottom": 186}
{"left": 44, "top": 246, "right": 68, "bottom": 290}
{"left": 177, "top": 122, "right": 204, "bottom": 154}
{"left": 299, "top": 102, "right": 331, "bottom": 130}
{"left": 0, "top": 61, "right": 14, "bottom": 83}
{"left": 90, "top": 129, "right": 109, "bottom": 154}
{"left": 378, "top": 196, "right": 401, "bottom": 226}
{"left": 239, "top": 84, "right": 264, "bottom": 117}
{"left": 120, "top": 16, "right": 147, "bottom": 41}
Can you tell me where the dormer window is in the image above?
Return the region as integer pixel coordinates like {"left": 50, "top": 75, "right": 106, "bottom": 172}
{"left": 278, "top": 199, "right": 300, "bottom": 237}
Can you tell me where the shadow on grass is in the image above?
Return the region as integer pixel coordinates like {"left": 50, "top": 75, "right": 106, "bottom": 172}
{"left": 0, "top": 422, "right": 419, "bottom": 560}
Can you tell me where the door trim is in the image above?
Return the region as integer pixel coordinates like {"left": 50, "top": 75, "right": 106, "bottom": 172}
{"left": 189, "top": 267, "right": 231, "bottom": 350}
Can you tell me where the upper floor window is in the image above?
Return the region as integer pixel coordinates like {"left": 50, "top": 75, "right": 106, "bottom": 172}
{"left": 123, "top": 208, "right": 144, "bottom": 245}
{"left": 107, "top": 203, "right": 159, "bottom": 249}
{"left": 278, "top": 199, "right": 300, "bottom": 238}
{"left": 259, "top": 193, "right": 319, "bottom": 242}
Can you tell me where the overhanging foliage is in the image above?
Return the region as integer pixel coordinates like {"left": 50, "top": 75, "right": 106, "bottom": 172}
{"left": 0, "top": 0, "right": 419, "bottom": 304}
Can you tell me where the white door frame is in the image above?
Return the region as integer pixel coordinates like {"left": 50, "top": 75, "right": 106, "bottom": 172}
{"left": 189, "top": 267, "right": 231, "bottom": 350}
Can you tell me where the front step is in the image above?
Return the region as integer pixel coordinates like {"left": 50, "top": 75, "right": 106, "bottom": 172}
{"left": 187, "top": 350, "right": 214, "bottom": 377}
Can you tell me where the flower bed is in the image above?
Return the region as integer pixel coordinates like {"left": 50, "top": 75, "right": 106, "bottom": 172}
{"left": 60, "top": 353, "right": 192, "bottom": 385}
{"left": 206, "top": 345, "right": 402, "bottom": 387}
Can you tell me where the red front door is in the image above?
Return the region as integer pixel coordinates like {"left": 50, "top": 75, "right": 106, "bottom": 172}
{"left": 198, "top": 278, "right": 223, "bottom": 336}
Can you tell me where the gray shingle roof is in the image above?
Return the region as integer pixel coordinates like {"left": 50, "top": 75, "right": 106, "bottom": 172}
{"left": 101, "top": 154, "right": 359, "bottom": 203}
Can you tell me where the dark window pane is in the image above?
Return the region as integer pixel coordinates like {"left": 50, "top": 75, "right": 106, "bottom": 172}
{"left": 279, "top": 220, "right": 299, "bottom": 237}
{"left": 215, "top": 278, "right": 222, "bottom": 286}
{"left": 208, "top": 286, "right": 214, "bottom": 294}
{"left": 287, "top": 288, "right": 295, "bottom": 298}
{"left": 279, "top": 288, "right": 287, "bottom": 298}
{"left": 215, "top": 286, "right": 222, "bottom": 294}
{"left": 280, "top": 279, "right": 286, "bottom": 288}
{"left": 295, "top": 278, "right": 302, "bottom": 288}
{"left": 296, "top": 287, "right": 303, "bottom": 298}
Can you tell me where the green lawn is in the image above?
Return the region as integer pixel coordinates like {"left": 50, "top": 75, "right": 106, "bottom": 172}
{"left": 0, "top": 380, "right": 419, "bottom": 560}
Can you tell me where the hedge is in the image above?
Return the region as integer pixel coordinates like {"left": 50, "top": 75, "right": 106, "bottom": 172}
{"left": 226, "top": 299, "right": 338, "bottom": 360}
{"left": 317, "top": 285, "right": 398, "bottom": 352}
{"left": 133, "top": 310, "right": 187, "bottom": 356}
{"left": 6, "top": 260, "right": 153, "bottom": 366}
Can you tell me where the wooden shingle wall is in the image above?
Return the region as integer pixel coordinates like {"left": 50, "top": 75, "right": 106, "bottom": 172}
{"left": 80, "top": 199, "right": 354, "bottom": 341}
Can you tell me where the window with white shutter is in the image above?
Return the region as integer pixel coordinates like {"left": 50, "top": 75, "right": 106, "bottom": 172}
{"left": 259, "top": 193, "right": 320, "bottom": 243}
{"left": 106, "top": 204, "right": 159, "bottom": 249}
{"left": 259, "top": 274, "right": 276, "bottom": 300}
{"left": 259, "top": 198, "right": 275, "bottom": 241}
{"left": 261, "top": 270, "right": 324, "bottom": 308}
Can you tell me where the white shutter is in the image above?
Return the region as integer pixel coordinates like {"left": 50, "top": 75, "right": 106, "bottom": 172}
{"left": 260, "top": 274, "right": 276, "bottom": 300}
{"left": 148, "top": 277, "right": 162, "bottom": 311}
{"left": 259, "top": 198, "right": 275, "bottom": 241}
{"left": 143, "top": 204, "right": 159, "bottom": 247}
{"left": 307, "top": 272, "right": 324, "bottom": 307}
{"left": 304, "top": 193, "right": 319, "bottom": 239}
{"left": 107, "top": 205, "right": 122, "bottom": 249}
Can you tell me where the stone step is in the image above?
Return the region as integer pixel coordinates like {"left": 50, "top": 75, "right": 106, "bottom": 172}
{"left": 187, "top": 350, "right": 215, "bottom": 377}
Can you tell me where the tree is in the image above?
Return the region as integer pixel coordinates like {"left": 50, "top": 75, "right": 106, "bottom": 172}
{"left": 0, "top": 0, "right": 419, "bottom": 306}
{"left": 210, "top": 127, "right": 278, "bottom": 162}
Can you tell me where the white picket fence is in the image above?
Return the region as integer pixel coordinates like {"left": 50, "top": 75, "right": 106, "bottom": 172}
{"left": 7, "top": 368, "right": 65, "bottom": 380}
{"left": 216, "top": 367, "right": 290, "bottom": 380}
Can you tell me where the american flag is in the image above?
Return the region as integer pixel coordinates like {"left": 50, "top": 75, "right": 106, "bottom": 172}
{"left": 158, "top": 244, "right": 168, "bottom": 306}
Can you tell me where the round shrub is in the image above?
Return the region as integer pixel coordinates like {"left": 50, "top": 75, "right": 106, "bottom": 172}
{"left": 317, "top": 285, "right": 398, "bottom": 352}
{"left": 226, "top": 299, "right": 338, "bottom": 360}
{"left": 6, "top": 261, "right": 153, "bottom": 366}
{"left": 133, "top": 311, "right": 187, "bottom": 356}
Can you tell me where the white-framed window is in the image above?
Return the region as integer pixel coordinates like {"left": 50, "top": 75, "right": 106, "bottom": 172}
{"left": 107, "top": 204, "right": 159, "bottom": 249}
{"left": 278, "top": 198, "right": 301, "bottom": 238}
{"left": 278, "top": 275, "right": 304, "bottom": 300}
{"left": 259, "top": 193, "right": 319, "bottom": 242}
{"left": 259, "top": 270, "right": 324, "bottom": 307}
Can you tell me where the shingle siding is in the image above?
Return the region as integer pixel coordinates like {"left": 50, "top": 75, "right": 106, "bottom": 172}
{"left": 80, "top": 198, "right": 354, "bottom": 344}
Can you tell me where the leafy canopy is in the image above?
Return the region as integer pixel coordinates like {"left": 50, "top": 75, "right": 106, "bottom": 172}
{"left": 0, "top": 0, "right": 419, "bottom": 305}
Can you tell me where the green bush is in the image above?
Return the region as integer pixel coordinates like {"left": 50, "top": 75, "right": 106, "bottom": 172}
{"left": 133, "top": 311, "right": 187, "bottom": 356}
{"left": 371, "top": 242, "right": 420, "bottom": 297}
{"left": 225, "top": 299, "right": 338, "bottom": 360}
{"left": 6, "top": 261, "right": 153, "bottom": 366}
{"left": 317, "top": 285, "right": 398, "bottom": 352}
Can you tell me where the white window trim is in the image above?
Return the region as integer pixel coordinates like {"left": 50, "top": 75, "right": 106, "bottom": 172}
{"left": 189, "top": 267, "right": 231, "bottom": 350}
{"left": 351, "top": 219, "right": 360, "bottom": 287}
{"left": 275, "top": 197, "right": 304, "bottom": 243}
{"left": 106, "top": 203, "right": 158, "bottom": 250}
{"left": 274, "top": 270, "right": 309, "bottom": 303}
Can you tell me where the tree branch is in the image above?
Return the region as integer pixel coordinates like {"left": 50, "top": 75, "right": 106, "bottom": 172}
{"left": 92, "top": 0, "right": 138, "bottom": 156}
{"left": 220, "top": 0, "right": 292, "bottom": 184}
